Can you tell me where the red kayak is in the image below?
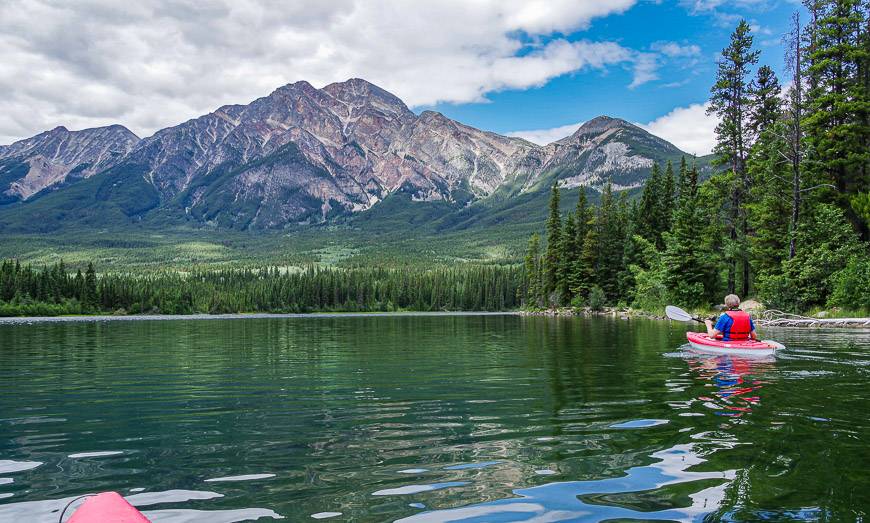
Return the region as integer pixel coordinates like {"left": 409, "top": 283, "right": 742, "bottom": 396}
{"left": 686, "top": 331, "right": 782, "bottom": 357}
{"left": 68, "top": 492, "right": 150, "bottom": 523}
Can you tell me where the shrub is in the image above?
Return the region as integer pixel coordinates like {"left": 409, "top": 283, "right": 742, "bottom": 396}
{"left": 828, "top": 255, "right": 870, "bottom": 310}
{"left": 588, "top": 286, "right": 606, "bottom": 311}
{"left": 757, "top": 204, "right": 860, "bottom": 312}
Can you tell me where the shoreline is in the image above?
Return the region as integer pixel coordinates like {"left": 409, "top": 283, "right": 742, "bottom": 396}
{"left": 1, "top": 308, "right": 867, "bottom": 329}
{"left": 0, "top": 311, "right": 521, "bottom": 325}
{"left": 519, "top": 307, "right": 870, "bottom": 329}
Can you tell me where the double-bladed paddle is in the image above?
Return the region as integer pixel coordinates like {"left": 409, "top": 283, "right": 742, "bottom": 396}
{"left": 665, "top": 305, "right": 705, "bottom": 323}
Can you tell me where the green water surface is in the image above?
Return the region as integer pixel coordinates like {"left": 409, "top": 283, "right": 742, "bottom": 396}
{"left": 0, "top": 315, "right": 867, "bottom": 521}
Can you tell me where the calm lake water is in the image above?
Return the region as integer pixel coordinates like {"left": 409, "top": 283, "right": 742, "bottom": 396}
{"left": 0, "top": 314, "right": 867, "bottom": 522}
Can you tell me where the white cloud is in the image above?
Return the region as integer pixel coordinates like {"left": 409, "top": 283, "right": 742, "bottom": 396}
{"left": 678, "top": 0, "right": 775, "bottom": 30}
{"left": 0, "top": 0, "right": 648, "bottom": 144}
{"left": 507, "top": 122, "right": 585, "bottom": 145}
{"left": 650, "top": 41, "right": 701, "bottom": 58}
{"left": 629, "top": 52, "right": 660, "bottom": 88}
{"left": 680, "top": 0, "right": 768, "bottom": 14}
{"left": 638, "top": 102, "right": 719, "bottom": 156}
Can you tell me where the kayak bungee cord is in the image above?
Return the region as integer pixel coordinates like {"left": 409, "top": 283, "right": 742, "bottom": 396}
{"left": 58, "top": 494, "right": 94, "bottom": 523}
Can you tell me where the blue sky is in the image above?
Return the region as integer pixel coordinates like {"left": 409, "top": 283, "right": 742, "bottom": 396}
{"left": 0, "top": 0, "right": 804, "bottom": 155}
{"left": 425, "top": 0, "right": 802, "bottom": 154}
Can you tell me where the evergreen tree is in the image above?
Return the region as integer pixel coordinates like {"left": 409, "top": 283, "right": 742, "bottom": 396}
{"left": 746, "top": 63, "right": 786, "bottom": 277}
{"left": 619, "top": 197, "right": 641, "bottom": 300}
{"left": 708, "top": 20, "right": 760, "bottom": 296}
{"left": 524, "top": 233, "right": 543, "bottom": 307}
{"left": 658, "top": 161, "right": 676, "bottom": 243}
{"left": 748, "top": 65, "right": 783, "bottom": 138}
{"left": 637, "top": 163, "right": 662, "bottom": 244}
{"left": 74, "top": 269, "right": 84, "bottom": 304}
{"left": 559, "top": 212, "right": 579, "bottom": 304}
{"left": 747, "top": 121, "right": 793, "bottom": 277}
{"left": 675, "top": 157, "right": 689, "bottom": 200}
{"left": 595, "top": 182, "right": 625, "bottom": 302}
{"left": 84, "top": 263, "right": 97, "bottom": 308}
{"left": 803, "top": 0, "right": 870, "bottom": 239}
{"left": 569, "top": 191, "right": 594, "bottom": 302}
{"left": 662, "top": 165, "right": 717, "bottom": 307}
{"left": 574, "top": 190, "right": 592, "bottom": 253}
{"left": 573, "top": 216, "right": 598, "bottom": 303}
{"left": 543, "top": 183, "right": 563, "bottom": 303}
{"left": 757, "top": 203, "right": 862, "bottom": 311}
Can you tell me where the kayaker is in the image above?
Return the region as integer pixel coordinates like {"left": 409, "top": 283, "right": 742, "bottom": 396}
{"left": 704, "top": 294, "right": 757, "bottom": 341}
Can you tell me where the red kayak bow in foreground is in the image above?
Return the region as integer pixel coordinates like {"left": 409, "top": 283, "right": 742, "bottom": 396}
{"left": 67, "top": 492, "right": 150, "bottom": 523}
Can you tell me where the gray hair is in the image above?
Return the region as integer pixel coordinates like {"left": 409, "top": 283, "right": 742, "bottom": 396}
{"left": 724, "top": 294, "right": 740, "bottom": 308}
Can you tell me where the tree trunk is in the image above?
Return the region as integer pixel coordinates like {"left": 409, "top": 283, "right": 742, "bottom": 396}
{"left": 742, "top": 218, "right": 750, "bottom": 297}
{"left": 728, "top": 186, "right": 739, "bottom": 294}
{"left": 790, "top": 167, "right": 800, "bottom": 259}
{"left": 788, "top": 12, "right": 803, "bottom": 260}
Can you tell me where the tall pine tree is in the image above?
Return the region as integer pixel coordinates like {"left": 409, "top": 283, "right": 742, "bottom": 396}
{"left": 559, "top": 212, "right": 579, "bottom": 305}
{"left": 543, "top": 183, "right": 563, "bottom": 304}
{"left": 523, "top": 233, "right": 543, "bottom": 307}
{"left": 708, "top": 20, "right": 760, "bottom": 296}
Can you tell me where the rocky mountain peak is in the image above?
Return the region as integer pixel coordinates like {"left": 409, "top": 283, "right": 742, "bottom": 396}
{"left": 322, "top": 78, "right": 413, "bottom": 122}
{"left": 0, "top": 124, "right": 140, "bottom": 202}
{"left": 0, "top": 124, "right": 139, "bottom": 158}
{"left": 324, "top": 78, "right": 404, "bottom": 103}
{"left": 565, "top": 116, "right": 635, "bottom": 140}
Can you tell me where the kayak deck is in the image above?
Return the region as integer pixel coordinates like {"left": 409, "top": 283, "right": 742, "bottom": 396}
{"left": 686, "top": 331, "right": 778, "bottom": 356}
{"left": 68, "top": 492, "right": 150, "bottom": 523}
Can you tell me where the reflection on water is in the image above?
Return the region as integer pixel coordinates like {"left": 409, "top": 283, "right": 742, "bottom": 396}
{"left": 0, "top": 316, "right": 868, "bottom": 521}
{"left": 684, "top": 354, "right": 775, "bottom": 419}
{"left": 397, "top": 440, "right": 736, "bottom": 522}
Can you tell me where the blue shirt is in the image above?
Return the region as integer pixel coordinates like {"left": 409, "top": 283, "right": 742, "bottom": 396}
{"left": 714, "top": 313, "right": 755, "bottom": 341}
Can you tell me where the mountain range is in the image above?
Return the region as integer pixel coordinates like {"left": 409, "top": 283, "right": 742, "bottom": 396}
{"left": 0, "top": 78, "right": 701, "bottom": 233}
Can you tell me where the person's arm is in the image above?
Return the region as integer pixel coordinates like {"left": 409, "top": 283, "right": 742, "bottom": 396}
{"left": 704, "top": 319, "right": 721, "bottom": 337}
{"left": 749, "top": 317, "right": 757, "bottom": 340}
{"left": 708, "top": 314, "right": 727, "bottom": 338}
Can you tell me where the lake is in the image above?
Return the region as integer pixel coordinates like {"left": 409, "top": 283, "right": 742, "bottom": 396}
{"left": 0, "top": 314, "right": 867, "bottom": 521}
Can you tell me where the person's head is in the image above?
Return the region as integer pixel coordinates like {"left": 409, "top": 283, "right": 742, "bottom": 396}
{"left": 724, "top": 294, "right": 740, "bottom": 309}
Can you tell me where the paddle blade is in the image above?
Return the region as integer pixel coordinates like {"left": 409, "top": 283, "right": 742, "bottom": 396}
{"left": 665, "top": 305, "right": 694, "bottom": 322}
{"left": 762, "top": 340, "right": 786, "bottom": 351}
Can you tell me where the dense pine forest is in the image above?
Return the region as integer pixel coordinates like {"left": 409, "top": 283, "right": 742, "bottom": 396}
{"left": 522, "top": 2, "right": 869, "bottom": 314}
{"left": 0, "top": 261, "right": 520, "bottom": 316}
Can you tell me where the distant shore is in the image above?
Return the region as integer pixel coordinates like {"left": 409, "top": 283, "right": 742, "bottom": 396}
{"left": 0, "top": 311, "right": 521, "bottom": 325}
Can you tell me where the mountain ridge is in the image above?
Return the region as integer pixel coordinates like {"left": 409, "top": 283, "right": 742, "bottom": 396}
{"left": 0, "top": 78, "right": 705, "bottom": 232}
{"left": 0, "top": 125, "right": 140, "bottom": 204}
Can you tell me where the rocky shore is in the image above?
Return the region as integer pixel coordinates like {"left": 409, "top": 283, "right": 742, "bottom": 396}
{"left": 521, "top": 306, "right": 870, "bottom": 329}
{"left": 519, "top": 307, "right": 665, "bottom": 321}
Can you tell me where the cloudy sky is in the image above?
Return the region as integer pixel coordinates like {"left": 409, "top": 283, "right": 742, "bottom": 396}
{"left": 0, "top": 0, "right": 801, "bottom": 154}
